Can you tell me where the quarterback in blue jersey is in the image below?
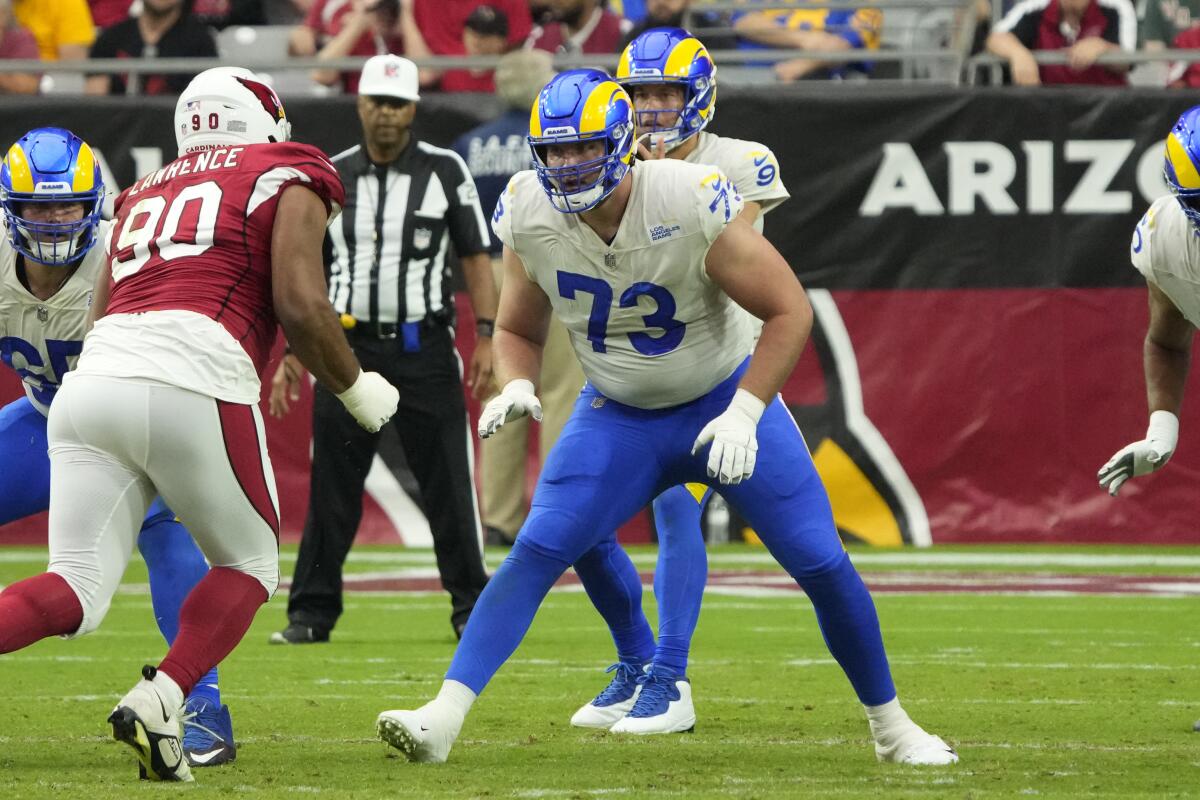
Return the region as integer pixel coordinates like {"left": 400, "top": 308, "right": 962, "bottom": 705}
{"left": 376, "top": 70, "right": 957, "bottom": 766}
{"left": 0, "top": 128, "right": 236, "bottom": 768}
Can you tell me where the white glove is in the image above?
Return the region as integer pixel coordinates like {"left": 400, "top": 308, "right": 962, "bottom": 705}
{"left": 1097, "top": 410, "right": 1179, "bottom": 496}
{"left": 691, "top": 388, "right": 766, "bottom": 485}
{"left": 336, "top": 370, "right": 399, "bottom": 433}
{"left": 478, "top": 379, "right": 542, "bottom": 439}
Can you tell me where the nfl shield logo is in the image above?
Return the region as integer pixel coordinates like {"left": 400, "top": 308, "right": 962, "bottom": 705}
{"left": 36, "top": 306, "right": 48, "bottom": 322}
{"left": 413, "top": 227, "right": 432, "bottom": 250}
{"left": 385, "top": 62, "right": 400, "bottom": 78}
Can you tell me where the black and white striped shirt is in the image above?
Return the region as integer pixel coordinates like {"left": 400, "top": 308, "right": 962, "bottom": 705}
{"left": 326, "top": 140, "right": 491, "bottom": 325}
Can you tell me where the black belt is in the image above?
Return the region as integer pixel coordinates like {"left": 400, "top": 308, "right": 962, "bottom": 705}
{"left": 344, "top": 314, "right": 452, "bottom": 352}
{"left": 345, "top": 316, "right": 451, "bottom": 339}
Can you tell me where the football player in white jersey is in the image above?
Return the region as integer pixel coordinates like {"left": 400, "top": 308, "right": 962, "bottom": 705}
{"left": 1099, "top": 107, "right": 1200, "bottom": 495}
{"left": 376, "top": 69, "right": 956, "bottom": 766}
{"left": 566, "top": 27, "right": 795, "bottom": 735}
{"left": 0, "top": 127, "right": 238, "bottom": 767}
{"left": 1098, "top": 106, "right": 1200, "bottom": 731}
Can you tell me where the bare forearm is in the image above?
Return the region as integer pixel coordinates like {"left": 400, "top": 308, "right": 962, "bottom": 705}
{"left": 734, "top": 15, "right": 808, "bottom": 48}
{"left": 400, "top": 3, "right": 432, "bottom": 58}
{"left": 1145, "top": 337, "right": 1191, "bottom": 416}
{"left": 400, "top": 4, "right": 440, "bottom": 83}
{"left": 795, "top": 30, "right": 851, "bottom": 52}
{"left": 739, "top": 307, "right": 811, "bottom": 404}
{"left": 1094, "top": 40, "right": 1128, "bottom": 74}
{"left": 57, "top": 43, "right": 89, "bottom": 61}
{"left": 289, "top": 26, "right": 317, "bottom": 56}
{"left": 0, "top": 73, "right": 39, "bottom": 94}
{"left": 317, "top": 18, "right": 369, "bottom": 61}
{"left": 312, "top": 17, "right": 368, "bottom": 83}
{"left": 85, "top": 271, "right": 111, "bottom": 333}
{"left": 493, "top": 327, "right": 543, "bottom": 389}
{"left": 986, "top": 31, "right": 1028, "bottom": 60}
{"left": 279, "top": 304, "right": 360, "bottom": 393}
{"left": 84, "top": 75, "right": 110, "bottom": 95}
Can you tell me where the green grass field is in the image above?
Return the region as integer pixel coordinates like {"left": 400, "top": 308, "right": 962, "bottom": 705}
{"left": 1, "top": 544, "right": 1198, "bottom": 799}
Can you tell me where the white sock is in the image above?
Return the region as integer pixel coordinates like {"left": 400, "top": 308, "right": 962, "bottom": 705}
{"left": 434, "top": 680, "right": 477, "bottom": 720}
{"left": 864, "top": 696, "right": 912, "bottom": 740}
{"left": 152, "top": 671, "right": 186, "bottom": 714}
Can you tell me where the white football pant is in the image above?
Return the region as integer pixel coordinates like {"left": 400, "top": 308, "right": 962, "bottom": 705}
{"left": 46, "top": 375, "right": 280, "bottom": 636}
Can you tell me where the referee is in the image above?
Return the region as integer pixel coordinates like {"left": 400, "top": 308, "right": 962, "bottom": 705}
{"left": 269, "top": 54, "right": 496, "bottom": 643}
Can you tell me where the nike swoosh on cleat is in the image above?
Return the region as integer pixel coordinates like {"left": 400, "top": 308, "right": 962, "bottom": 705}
{"left": 187, "top": 749, "right": 225, "bottom": 765}
{"left": 420, "top": 727, "right": 429, "bottom": 732}
{"left": 154, "top": 692, "right": 171, "bottom": 723}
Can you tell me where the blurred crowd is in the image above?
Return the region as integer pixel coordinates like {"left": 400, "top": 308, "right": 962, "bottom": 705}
{"left": 0, "top": 0, "right": 1198, "bottom": 96}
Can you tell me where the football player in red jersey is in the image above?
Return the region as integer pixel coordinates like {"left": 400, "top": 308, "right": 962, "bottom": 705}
{"left": 0, "top": 67, "right": 400, "bottom": 782}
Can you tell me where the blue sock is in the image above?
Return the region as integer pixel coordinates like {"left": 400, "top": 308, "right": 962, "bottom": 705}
{"left": 137, "top": 502, "right": 221, "bottom": 706}
{"left": 651, "top": 484, "right": 709, "bottom": 677}
{"left": 796, "top": 552, "right": 896, "bottom": 706}
{"left": 573, "top": 537, "right": 656, "bottom": 666}
{"left": 447, "top": 535, "right": 572, "bottom": 694}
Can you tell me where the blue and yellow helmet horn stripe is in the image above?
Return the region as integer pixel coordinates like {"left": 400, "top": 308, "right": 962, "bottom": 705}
{"left": 616, "top": 27, "right": 716, "bottom": 151}
{"left": 528, "top": 69, "right": 635, "bottom": 214}
{"left": 1163, "top": 106, "right": 1200, "bottom": 228}
{"left": 0, "top": 127, "right": 104, "bottom": 266}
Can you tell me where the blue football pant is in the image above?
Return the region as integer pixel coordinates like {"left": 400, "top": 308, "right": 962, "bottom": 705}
{"left": 447, "top": 372, "right": 897, "bottom": 707}
{"left": 0, "top": 396, "right": 219, "bottom": 699}
{"left": 572, "top": 483, "right": 709, "bottom": 674}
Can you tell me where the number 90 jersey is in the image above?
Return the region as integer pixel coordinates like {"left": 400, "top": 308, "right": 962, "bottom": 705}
{"left": 493, "top": 159, "right": 752, "bottom": 410}
{"left": 0, "top": 219, "right": 106, "bottom": 416}
{"left": 77, "top": 142, "right": 345, "bottom": 404}
{"left": 1131, "top": 195, "right": 1200, "bottom": 327}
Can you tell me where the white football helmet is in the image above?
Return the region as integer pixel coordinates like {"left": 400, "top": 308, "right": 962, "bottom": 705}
{"left": 174, "top": 67, "right": 292, "bottom": 156}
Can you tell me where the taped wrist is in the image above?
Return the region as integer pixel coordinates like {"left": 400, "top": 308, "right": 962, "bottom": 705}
{"left": 1147, "top": 410, "right": 1179, "bottom": 450}
{"left": 729, "top": 388, "right": 766, "bottom": 424}
{"left": 336, "top": 370, "right": 374, "bottom": 414}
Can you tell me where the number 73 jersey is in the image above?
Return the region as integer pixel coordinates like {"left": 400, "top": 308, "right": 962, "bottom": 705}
{"left": 493, "top": 159, "right": 752, "bottom": 410}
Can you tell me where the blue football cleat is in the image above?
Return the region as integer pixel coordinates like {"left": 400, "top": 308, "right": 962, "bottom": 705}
{"left": 181, "top": 696, "right": 237, "bottom": 767}
{"left": 610, "top": 667, "right": 696, "bottom": 734}
{"left": 570, "top": 661, "right": 646, "bottom": 729}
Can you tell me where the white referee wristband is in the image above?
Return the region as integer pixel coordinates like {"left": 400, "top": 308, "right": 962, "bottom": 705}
{"left": 1147, "top": 410, "right": 1180, "bottom": 450}
{"left": 729, "top": 388, "right": 766, "bottom": 424}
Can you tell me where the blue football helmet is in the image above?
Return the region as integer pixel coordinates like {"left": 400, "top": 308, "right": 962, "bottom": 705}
{"left": 528, "top": 69, "right": 635, "bottom": 214}
{"left": 0, "top": 127, "right": 103, "bottom": 266}
{"left": 616, "top": 27, "right": 716, "bottom": 152}
{"left": 1163, "top": 106, "right": 1200, "bottom": 227}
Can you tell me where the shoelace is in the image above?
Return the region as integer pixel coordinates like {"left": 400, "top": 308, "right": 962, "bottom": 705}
{"left": 181, "top": 704, "right": 230, "bottom": 744}
{"left": 592, "top": 662, "right": 642, "bottom": 705}
{"left": 627, "top": 672, "right": 679, "bottom": 718}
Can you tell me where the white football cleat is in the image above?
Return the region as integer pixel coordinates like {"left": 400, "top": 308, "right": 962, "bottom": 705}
{"left": 875, "top": 724, "right": 959, "bottom": 765}
{"left": 571, "top": 662, "right": 645, "bottom": 729}
{"left": 609, "top": 669, "right": 696, "bottom": 735}
{"left": 107, "top": 666, "right": 193, "bottom": 782}
{"left": 377, "top": 703, "right": 462, "bottom": 763}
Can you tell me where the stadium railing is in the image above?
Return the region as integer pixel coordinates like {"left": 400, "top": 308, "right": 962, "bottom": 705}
{"left": 3, "top": 0, "right": 1199, "bottom": 92}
